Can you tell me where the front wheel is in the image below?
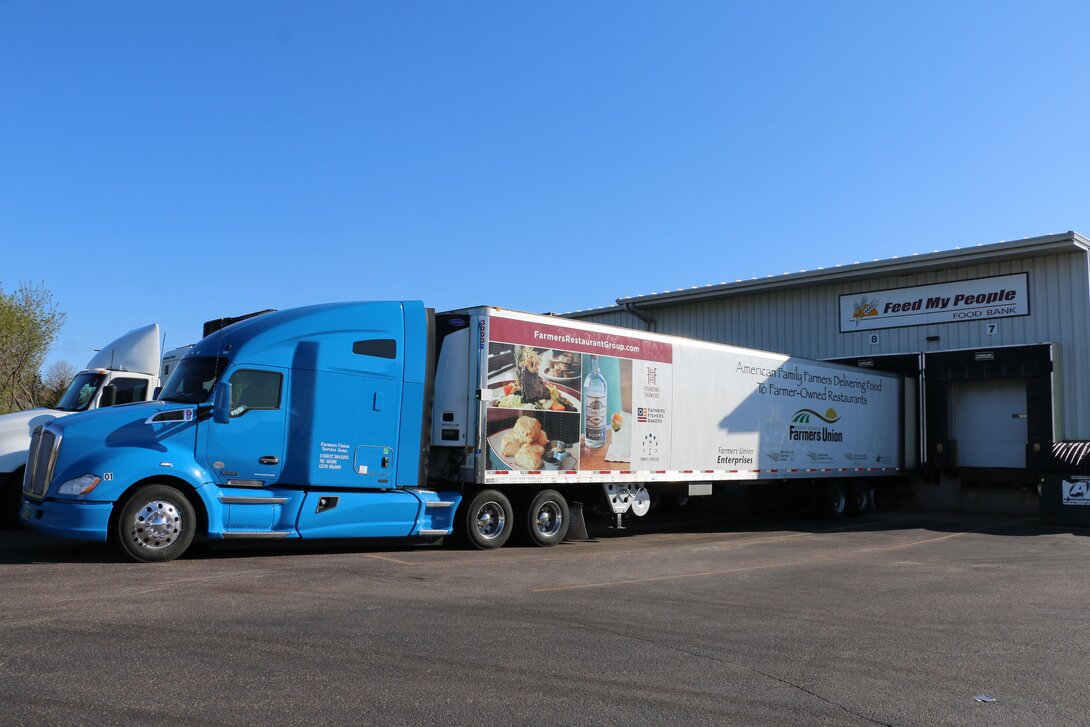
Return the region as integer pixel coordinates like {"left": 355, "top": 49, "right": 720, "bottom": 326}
{"left": 460, "top": 489, "right": 514, "bottom": 550}
{"left": 115, "top": 484, "right": 196, "bottom": 562}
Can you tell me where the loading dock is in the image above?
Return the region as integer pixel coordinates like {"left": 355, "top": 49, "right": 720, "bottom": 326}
{"left": 566, "top": 231, "right": 1090, "bottom": 514}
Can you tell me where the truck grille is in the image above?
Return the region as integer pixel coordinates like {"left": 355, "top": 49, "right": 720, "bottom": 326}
{"left": 23, "top": 426, "right": 60, "bottom": 499}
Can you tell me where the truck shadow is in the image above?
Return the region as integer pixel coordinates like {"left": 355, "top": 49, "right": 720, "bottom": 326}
{"left": 604, "top": 502, "right": 1090, "bottom": 541}
{"left": 1, "top": 505, "right": 1085, "bottom": 564}
{"left": 0, "top": 526, "right": 447, "bottom": 564}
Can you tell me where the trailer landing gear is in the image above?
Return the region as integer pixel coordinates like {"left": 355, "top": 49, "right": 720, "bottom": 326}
{"left": 603, "top": 483, "right": 651, "bottom": 530}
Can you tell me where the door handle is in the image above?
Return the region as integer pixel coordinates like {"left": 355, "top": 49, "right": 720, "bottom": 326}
{"left": 259, "top": 456, "right": 280, "bottom": 465}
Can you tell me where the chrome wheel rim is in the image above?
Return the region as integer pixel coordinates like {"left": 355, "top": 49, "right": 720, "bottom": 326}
{"left": 534, "top": 501, "right": 563, "bottom": 537}
{"left": 475, "top": 501, "right": 506, "bottom": 541}
{"left": 130, "top": 499, "right": 183, "bottom": 550}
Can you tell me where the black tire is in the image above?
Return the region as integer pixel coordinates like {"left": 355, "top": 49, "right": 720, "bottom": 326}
{"left": 460, "top": 489, "right": 514, "bottom": 550}
{"left": 1, "top": 469, "right": 25, "bottom": 528}
{"left": 845, "top": 481, "right": 868, "bottom": 516}
{"left": 522, "top": 489, "right": 570, "bottom": 547}
{"left": 114, "top": 484, "right": 196, "bottom": 562}
{"left": 816, "top": 481, "right": 847, "bottom": 519}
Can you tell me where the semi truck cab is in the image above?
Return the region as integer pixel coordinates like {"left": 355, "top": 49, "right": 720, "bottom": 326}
{"left": 20, "top": 302, "right": 459, "bottom": 560}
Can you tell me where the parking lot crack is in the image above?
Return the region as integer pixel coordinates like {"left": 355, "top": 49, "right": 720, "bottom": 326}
{"left": 747, "top": 668, "right": 897, "bottom": 727}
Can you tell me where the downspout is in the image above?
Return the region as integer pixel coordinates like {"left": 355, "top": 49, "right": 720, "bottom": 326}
{"left": 620, "top": 301, "right": 656, "bottom": 332}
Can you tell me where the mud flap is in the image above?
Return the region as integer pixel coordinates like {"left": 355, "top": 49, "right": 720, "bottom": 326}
{"left": 562, "top": 501, "right": 593, "bottom": 542}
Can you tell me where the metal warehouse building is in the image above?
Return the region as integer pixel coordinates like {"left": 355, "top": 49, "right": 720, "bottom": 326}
{"left": 565, "top": 230, "right": 1090, "bottom": 514}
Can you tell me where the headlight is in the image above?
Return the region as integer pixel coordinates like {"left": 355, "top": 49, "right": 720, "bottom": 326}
{"left": 57, "top": 474, "right": 102, "bottom": 496}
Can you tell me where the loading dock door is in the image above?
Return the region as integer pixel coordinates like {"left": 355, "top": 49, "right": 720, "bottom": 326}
{"left": 953, "top": 380, "right": 1027, "bottom": 468}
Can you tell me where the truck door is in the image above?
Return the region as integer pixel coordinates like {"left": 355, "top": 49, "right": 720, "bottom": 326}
{"left": 292, "top": 361, "right": 403, "bottom": 488}
{"left": 205, "top": 367, "right": 288, "bottom": 484}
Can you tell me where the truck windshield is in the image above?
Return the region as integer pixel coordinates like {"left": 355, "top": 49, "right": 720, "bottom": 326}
{"left": 159, "top": 356, "right": 228, "bottom": 404}
{"left": 54, "top": 372, "right": 106, "bottom": 412}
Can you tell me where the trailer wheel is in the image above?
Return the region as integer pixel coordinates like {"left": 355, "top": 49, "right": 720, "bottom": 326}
{"left": 461, "top": 489, "right": 514, "bottom": 549}
{"left": 115, "top": 484, "right": 196, "bottom": 562}
{"left": 845, "top": 481, "right": 868, "bottom": 516}
{"left": 817, "top": 481, "right": 847, "bottom": 519}
{"left": 523, "top": 489, "right": 569, "bottom": 547}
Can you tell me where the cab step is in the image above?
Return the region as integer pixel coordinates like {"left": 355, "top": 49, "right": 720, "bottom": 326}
{"left": 221, "top": 531, "right": 292, "bottom": 539}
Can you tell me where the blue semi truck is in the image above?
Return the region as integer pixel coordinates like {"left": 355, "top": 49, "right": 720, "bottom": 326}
{"left": 21, "top": 301, "right": 904, "bottom": 562}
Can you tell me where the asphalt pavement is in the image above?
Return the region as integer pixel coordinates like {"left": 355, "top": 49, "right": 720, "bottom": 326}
{"left": 2, "top": 505, "right": 1087, "bottom": 726}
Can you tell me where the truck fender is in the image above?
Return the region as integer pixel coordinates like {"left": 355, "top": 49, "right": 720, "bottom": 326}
{"left": 107, "top": 473, "right": 217, "bottom": 538}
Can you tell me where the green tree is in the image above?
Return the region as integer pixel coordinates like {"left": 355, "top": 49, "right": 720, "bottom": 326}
{"left": 0, "top": 283, "right": 66, "bottom": 414}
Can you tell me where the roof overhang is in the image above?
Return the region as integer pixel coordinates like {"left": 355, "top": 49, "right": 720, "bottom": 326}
{"left": 566, "top": 231, "right": 1089, "bottom": 317}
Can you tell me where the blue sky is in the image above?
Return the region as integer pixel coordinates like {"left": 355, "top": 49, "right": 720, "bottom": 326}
{"left": 2, "top": 1, "right": 1088, "bottom": 367}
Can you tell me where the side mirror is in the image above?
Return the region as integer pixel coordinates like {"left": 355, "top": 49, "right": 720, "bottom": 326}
{"left": 99, "top": 384, "right": 117, "bottom": 408}
{"left": 212, "top": 381, "right": 232, "bottom": 424}
{"left": 152, "top": 386, "right": 163, "bottom": 400}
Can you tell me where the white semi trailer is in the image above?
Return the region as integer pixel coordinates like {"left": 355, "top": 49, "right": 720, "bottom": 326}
{"left": 431, "top": 306, "right": 905, "bottom": 525}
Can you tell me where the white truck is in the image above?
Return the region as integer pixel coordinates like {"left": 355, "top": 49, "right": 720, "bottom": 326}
{"left": 159, "top": 344, "right": 193, "bottom": 381}
{"left": 0, "top": 324, "right": 161, "bottom": 524}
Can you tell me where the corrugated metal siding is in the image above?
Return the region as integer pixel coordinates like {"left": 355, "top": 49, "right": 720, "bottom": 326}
{"left": 573, "top": 309, "right": 644, "bottom": 329}
{"left": 572, "top": 251, "right": 1090, "bottom": 438}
